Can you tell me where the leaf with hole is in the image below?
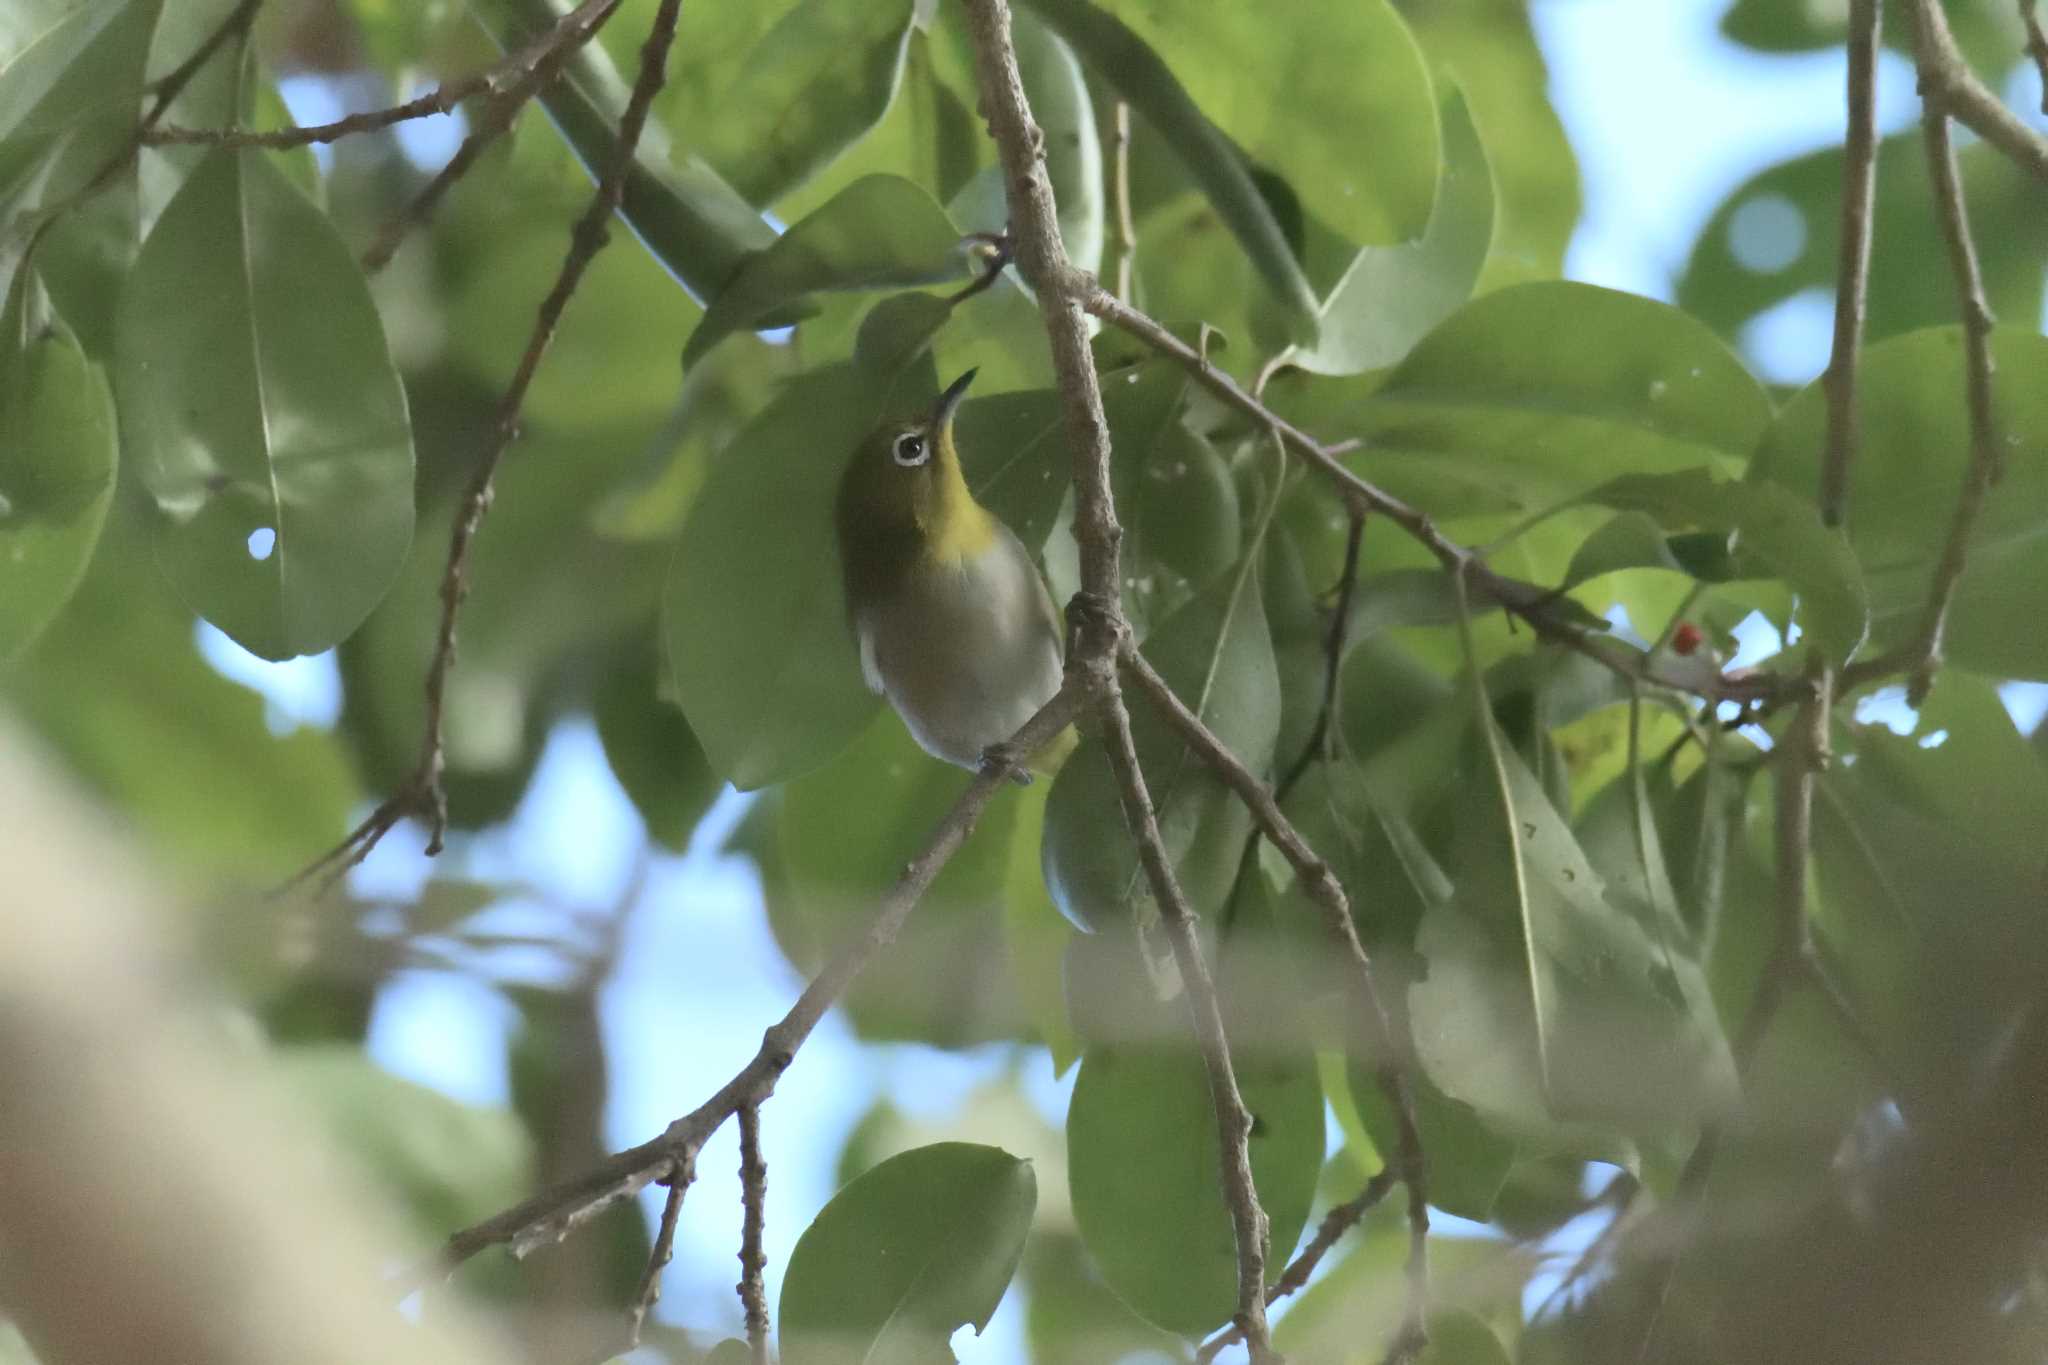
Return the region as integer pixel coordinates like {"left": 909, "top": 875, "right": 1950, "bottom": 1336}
{"left": 116, "top": 146, "right": 414, "bottom": 660}
{"left": 779, "top": 1142, "right": 1036, "bottom": 1365}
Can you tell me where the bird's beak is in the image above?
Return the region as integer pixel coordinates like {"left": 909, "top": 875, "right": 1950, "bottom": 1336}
{"left": 933, "top": 368, "right": 978, "bottom": 428}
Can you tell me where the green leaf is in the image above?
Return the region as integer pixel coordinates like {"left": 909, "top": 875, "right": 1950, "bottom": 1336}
{"left": 1418, "top": 1309, "right": 1512, "bottom": 1365}
{"left": 662, "top": 363, "right": 885, "bottom": 787}
{"left": 1005, "top": 777, "right": 1079, "bottom": 1070}
{"left": 1066, "top": 1043, "right": 1323, "bottom": 1336}
{"left": 1410, "top": 607, "right": 1738, "bottom": 1138}
{"left": 1105, "top": 358, "right": 1240, "bottom": 637}
{"left": 1750, "top": 326, "right": 2048, "bottom": 678}
{"left": 1042, "top": 546, "right": 1280, "bottom": 933}
{"left": 1018, "top": 0, "right": 1321, "bottom": 339}
{"left": 951, "top": 386, "right": 1068, "bottom": 554}
{"left": 1294, "top": 88, "right": 1495, "bottom": 377}
{"left": 779, "top": 710, "right": 1027, "bottom": 1045}
{"left": 1678, "top": 133, "right": 2047, "bottom": 351}
{"left": 3, "top": 511, "right": 361, "bottom": 880}
{"left": 448, "top": 222, "right": 704, "bottom": 431}
{"left": 0, "top": 0, "right": 150, "bottom": 187}
{"left": 1586, "top": 468, "right": 1868, "bottom": 663}
{"left": 0, "top": 265, "right": 116, "bottom": 662}
{"left": 693, "top": 0, "right": 916, "bottom": 207}
{"left": 593, "top": 639, "right": 718, "bottom": 852}
{"left": 1069, "top": 0, "right": 1436, "bottom": 251}
{"left": 472, "top": 0, "right": 782, "bottom": 307}
{"left": 1396, "top": 0, "right": 1579, "bottom": 289}
{"left": 683, "top": 173, "right": 966, "bottom": 369}
{"left": 1342, "top": 282, "right": 1772, "bottom": 517}
{"left": 779, "top": 1142, "right": 1036, "bottom": 1365}
{"left": 116, "top": 147, "right": 414, "bottom": 660}
{"left": 1012, "top": 6, "right": 1102, "bottom": 275}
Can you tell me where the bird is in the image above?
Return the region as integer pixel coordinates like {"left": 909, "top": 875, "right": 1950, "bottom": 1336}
{"left": 834, "top": 367, "right": 1074, "bottom": 781}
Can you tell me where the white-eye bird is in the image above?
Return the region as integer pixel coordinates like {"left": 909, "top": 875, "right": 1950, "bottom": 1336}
{"left": 835, "top": 368, "right": 1073, "bottom": 779}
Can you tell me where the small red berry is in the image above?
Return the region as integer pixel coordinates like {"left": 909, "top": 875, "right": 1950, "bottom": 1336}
{"left": 1671, "top": 622, "right": 1705, "bottom": 656}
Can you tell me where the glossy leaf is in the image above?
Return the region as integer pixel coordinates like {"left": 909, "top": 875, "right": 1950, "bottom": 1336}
{"left": 1072, "top": 0, "right": 1436, "bottom": 250}
{"left": 593, "top": 640, "right": 718, "bottom": 852}
{"left": 473, "top": 0, "right": 780, "bottom": 306}
{"left": 1294, "top": 89, "right": 1496, "bottom": 377}
{"left": 1396, "top": 0, "right": 1579, "bottom": 288}
{"left": 951, "top": 385, "right": 1069, "bottom": 554}
{"left": 116, "top": 147, "right": 414, "bottom": 660}
{"left": 1587, "top": 468, "right": 1868, "bottom": 663}
{"left": 1019, "top": 0, "right": 1321, "bottom": 339}
{"left": 683, "top": 173, "right": 966, "bottom": 369}
{"left": 662, "top": 363, "right": 884, "bottom": 787}
{"left": 0, "top": 265, "right": 116, "bottom": 662}
{"left": 1410, "top": 612, "right": 1737, "bottom": 1138}
{"left": 779, "top": 1142, "right": 1036, "bottom": 1365}
{"left": 1066, "top": 1042, "right": 1323, "bottom": 1336}
{"left": 1104, "top": 359, "right": 1240, "bottom": 636}
{"left": 695, "top": 0, "right": 916, "bottom": 207}
{"left": 1338, "top": 282, "right": 1772, "bottom": 517}
{"left": 1750, "top": 326, "right": 2048, "bottom": 677}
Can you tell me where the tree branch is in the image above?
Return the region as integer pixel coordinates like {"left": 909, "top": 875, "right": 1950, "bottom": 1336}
{"left": 1123, "top": 643, "right": 1431, "bottom": 1359}
{"left": 1886, "top": 12, "right": 2007, "bottom": 707}
{"left": 1907, "top": 0, "right": 2048, "bottom": 184}
{"left": 1097, "top": 687, "right": 1276, "bottom": 1356}
{"left": 627, "top": 1164, "right": 690, "bottom": 1348}
{"left": 1819, "top": 0, "right": 1882, "bottom": 528}
{"left": 2025, "top": 0, "right": 2048, "bottom": 115}
{"left": 1111, "top": 100, "right": 1136, "bottom": 303}
{"left": 146, "top": 0, "right": 620, "bottom": 152}
{"left": 360, "top": 0, "right": 625, "bottom": 274}
{"left": 1194, "top": 1169, "right": 1400, "bottom": 1365}
{"left": 958, "top": 0, "right": 1281, "bottom": 1353}
{"left": 1082, "top": 289, "right": 1789, "bottom": 710}
{"left": 737, "top": 1104, "right": 771, "bottom": 1365}
{"left": 280, "top": 0, "right": 674, "bottom": 890}
{"left": 424, "top": 688, "right": 1084, "bottom": 1278}
{"left": 1275, "top": 499, "right": 1366, "bottom": 802}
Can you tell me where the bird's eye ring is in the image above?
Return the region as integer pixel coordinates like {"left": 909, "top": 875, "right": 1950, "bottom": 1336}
{"left": 892, "top": 432, "right": 929, "bottom": 466}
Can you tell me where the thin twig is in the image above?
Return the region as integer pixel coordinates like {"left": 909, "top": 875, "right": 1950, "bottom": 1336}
{"left": 1275, "top": 499, "right": 1367, "bottom": 802}
{"left": 1112, "top": 100, "right": 1136, "bottom": 303}
{"left": 1082, "top": 289, "right": 1788, "bottom": 710}
{"left": 1893, "top": 15, "right": 2006, "bottom": 707}
{"left": 2025, "top": 0, "right": 2048, "bottom": 115}
{"left": 282, "top": 0, "right": 670, "bottom": 887}
{"left": 141, "top": 0, "right": 264, "bottom": 131}
{"left": 737, "top": 1105, "right": 771, "bottom": 1365}
{"left": 626, "top": 1164, "right": 691, "bottom": 1347}
{"left": 419, "top": 688, "right": 1085, "bottom": 1280}
{"left": 1122, "top": 644, "right": 1431, "bottom": 1360}
{"left": 361, "top": 0, "right": 624, "bottom": 274}
{"left": 1908, "top": 0, "right": 2048, "bottom": 184}
{"left": 1818, "top": 0, "right": 1882, "bottom": 528}
{"left": 1097, "top": 689, "right": 1276, "bottom": 1359}
{"left": 1195, "top": 1169, "right": 1400, "bottom": 1364}
{"left": 149, "top": 0, "right": 617, "bottom": 152}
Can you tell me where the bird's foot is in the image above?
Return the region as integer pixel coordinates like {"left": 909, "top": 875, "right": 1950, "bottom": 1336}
{"left": 979, "top": 742, "right": 1034, "bottom": 786}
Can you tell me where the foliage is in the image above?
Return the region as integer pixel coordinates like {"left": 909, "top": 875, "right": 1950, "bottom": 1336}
{"left": 4, "top": 0, "right": 2047, "bottom": 1362}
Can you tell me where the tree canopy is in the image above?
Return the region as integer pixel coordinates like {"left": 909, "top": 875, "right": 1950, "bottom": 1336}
{"left": 4, "top": 1, "right": 2048, "bottom": 1363}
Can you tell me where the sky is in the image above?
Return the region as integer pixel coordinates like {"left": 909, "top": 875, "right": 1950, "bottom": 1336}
{"left": 211, "top": 3, "right": 2048, "bottom": 1360}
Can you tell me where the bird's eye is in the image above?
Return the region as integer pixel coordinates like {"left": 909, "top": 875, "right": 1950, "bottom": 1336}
{"left": 892, "top": 432, "right": 929, "bottom": 467}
